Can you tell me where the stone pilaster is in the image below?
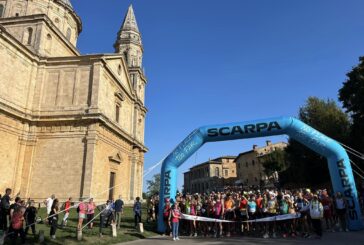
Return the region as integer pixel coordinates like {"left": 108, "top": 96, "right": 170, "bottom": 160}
{"left": 80, "top": 124, "right": 98, "bottom": 200}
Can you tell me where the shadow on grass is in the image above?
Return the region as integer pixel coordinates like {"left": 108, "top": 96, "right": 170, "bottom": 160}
{"left": 3, "top": 206, "right": 159, "bottom": 245}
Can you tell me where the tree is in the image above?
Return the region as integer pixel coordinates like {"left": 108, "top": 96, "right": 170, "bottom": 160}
{"left": 339, "top": 57, "right": 364, "bottom": 152}
{"left": 281, "top": 97, "right": 351, "bottom": 186}
{"left": 146, "top": 173, "right": 160, "bottom": 197}
{"left": 261, "top": 149, "right": 287, "bottom": 177}
{"left": 142, "top": 192, "right": 148, "bottom": 200}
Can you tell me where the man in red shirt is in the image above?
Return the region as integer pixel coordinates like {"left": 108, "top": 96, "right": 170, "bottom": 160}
{"left": 255, "top": 193, "right": 263, "bottom": 218}
{"left": 239, "top": 194, "right": 249, "bottom": 233}
{"left": 61, "top": 197, "right": 72, "bottom": 227}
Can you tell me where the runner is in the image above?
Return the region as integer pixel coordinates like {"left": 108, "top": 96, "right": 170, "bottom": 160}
{"left": 170, "top": 202, "right": 181, "bottom": 241}
{"left": 61, "top": 197, "right": 72, "bottom": 227}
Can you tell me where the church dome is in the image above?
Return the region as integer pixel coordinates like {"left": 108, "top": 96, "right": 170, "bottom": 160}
{"left": 57, "top": 0, "right": 73, "bottom": 9}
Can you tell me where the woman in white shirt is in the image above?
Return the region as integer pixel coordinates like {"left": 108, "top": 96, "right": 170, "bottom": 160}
{"left": 335, "top": 192, "right": 348, "bottom": 232}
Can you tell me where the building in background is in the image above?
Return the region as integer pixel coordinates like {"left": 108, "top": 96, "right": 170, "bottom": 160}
{"left": 235, "top": 141, "right": 287, "bottom": 187}
{"left": 0, "top": 1, "right": 147, "bottom": 203}
{"left": 183, "top": 156, "right": 237, "bottom": 193}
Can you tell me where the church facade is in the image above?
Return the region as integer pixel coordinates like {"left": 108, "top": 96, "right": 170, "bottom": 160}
{"left": 0, "top": 0, "right": 147, "bottom": 203}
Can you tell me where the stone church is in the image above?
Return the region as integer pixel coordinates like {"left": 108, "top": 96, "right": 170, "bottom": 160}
{"left": 0, "top": 0, "right": 147, "bottom": 203}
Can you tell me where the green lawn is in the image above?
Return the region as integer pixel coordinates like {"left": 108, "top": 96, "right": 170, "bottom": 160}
{"left": 4, "top": 206, "right": 158, "bottom": 245}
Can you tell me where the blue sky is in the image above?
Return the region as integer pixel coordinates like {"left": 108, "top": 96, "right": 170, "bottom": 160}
{"left": 72, "top": 0, "right": 364, "bottom": 190}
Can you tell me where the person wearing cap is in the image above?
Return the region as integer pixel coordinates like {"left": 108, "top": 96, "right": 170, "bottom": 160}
{"left": 303, "top": 194, "right": 323, "bottom": 238}
{"left": 97, "top": 200, "right": 109, "bottom": 237}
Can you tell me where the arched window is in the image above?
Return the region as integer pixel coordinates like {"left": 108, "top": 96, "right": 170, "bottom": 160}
{"left": 131, "top": 74, "right": 137, "bottom": 89}
{"left": 54, "top": 18, "right": 60, "bottom": 27}
{"left": 66, "top": 28, "right": 71, "bottom": 41}
{"left": 123, "top": 51, "right": 128, "bottom": 63}
{"left": 45, "top": 34, "right": 52, "bottom": 53}
{"left": 0, "top": 4, "right": 4, "bottom": 18}
{"left": 26, "top": 28, "right": 33, "bottom": 45}
{"left": 115, "top": 104, "right": 120, "bottom": 123}
{"left": 215, "top": 167, "right": 219, "bottom": 177}
{"left": 117, "top": 64, "right": 122, "bottom": 75}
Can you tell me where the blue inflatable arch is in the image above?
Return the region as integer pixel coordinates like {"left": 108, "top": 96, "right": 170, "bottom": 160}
{"left": 158, "top": 117, "right": 363, "bottom": 232}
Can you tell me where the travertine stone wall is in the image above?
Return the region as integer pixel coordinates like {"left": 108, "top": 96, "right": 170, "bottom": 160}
{"left": 38, "top": 66, "right": 90, "bottom": 109}
{"left": 0, "top": 33, "right": 36, "bottom": 111}
{"left": 92, "top": 124, "right": 133, "bottom": 201}
{"left": 98, "top": 66, "right": 134, "bottom": 135}
{"left": 0, "top": 118, "right": 21, "bottom": 194}
{"left": 0, "top": 2, "right": 146, "bottom": 202}
{"left": 29, "top": 130, "right": 86, "bottom": 199}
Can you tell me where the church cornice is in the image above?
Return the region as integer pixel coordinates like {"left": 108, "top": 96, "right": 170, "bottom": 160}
{"left": 0, "top": 14, "right": 80, "bottom": 55}
{"left": 135, "top": 100, "right": 147, "bottom": 113}
{"left": 0, "top": 32, "right": 148, "bottom": 122}
{"left": 0, "top": 102, "right": 148, "bottom": 152}
{"left": 116, "top": 38, "right": 143, "bottom": 51}
{"left": 30, "top": 54, "right": 147, "bottom": 111}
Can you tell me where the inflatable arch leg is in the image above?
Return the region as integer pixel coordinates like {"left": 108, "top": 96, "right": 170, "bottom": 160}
{"left": 157, "top": 117, "right": 363, "bottom": 232}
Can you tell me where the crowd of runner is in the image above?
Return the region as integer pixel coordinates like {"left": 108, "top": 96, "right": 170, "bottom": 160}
{"left": 147, "top": 187, "right": 364, "bottom": 240}
{"left": 0, "top": 188, "right": 144, "bottom": 244}
{"left": 1, "top": 185, "right": 363, "bottom": 243}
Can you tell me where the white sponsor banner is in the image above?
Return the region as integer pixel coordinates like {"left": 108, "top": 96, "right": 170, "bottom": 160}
{"left": 181, "top": 213, "right": 301, "bottom": 223}
{"left": 181, "top": 214, "right": 234, "bottom": 223}
{"left": 250, "top": 213, "right": 301, "bottom": 222}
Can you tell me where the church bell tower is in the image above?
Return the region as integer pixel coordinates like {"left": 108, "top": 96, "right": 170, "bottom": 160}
{"left": 114, "top": 5, "right": 143, "bottom": 68}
